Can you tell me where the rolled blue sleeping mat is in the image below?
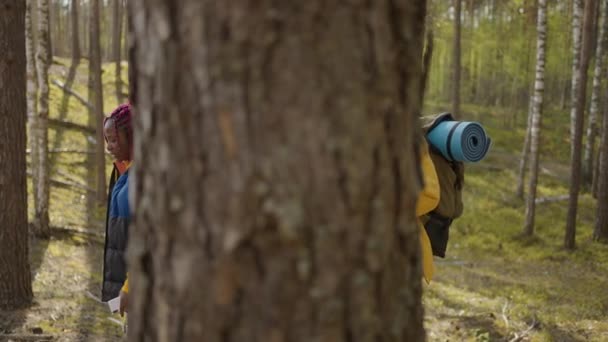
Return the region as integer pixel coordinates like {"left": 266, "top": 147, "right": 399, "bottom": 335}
{"left": 426, "top": 120, "right": 491, "bottom": 162}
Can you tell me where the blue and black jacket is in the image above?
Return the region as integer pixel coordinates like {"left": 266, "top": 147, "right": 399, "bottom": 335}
{"left": 101, "top": 164, "right": 130, "bottom": 302}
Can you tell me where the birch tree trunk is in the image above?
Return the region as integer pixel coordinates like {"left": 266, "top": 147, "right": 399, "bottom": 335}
{"left": 583, "top": 0, "right": 608, "bottom": 187}
{"left": 0, "top": 0, "right": 34, "bottom": 309}
{"left": 34, "top": 0, "right": 51, "bottom": 238}
{"left": 127, "top": 1, "right": 428, "bottom": 341}
{"left": 570, "top": 0, "right": 583, "bottom": 146}
{"left": 565, "top": 0, "right": 596, "bottom": 250}
{"left": 523, "top": 0, "right": 548, "bottom": 236}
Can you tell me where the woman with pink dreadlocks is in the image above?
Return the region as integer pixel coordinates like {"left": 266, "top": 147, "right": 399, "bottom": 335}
{"left": 101, "top": 103, "right": 132, "bottom": 317}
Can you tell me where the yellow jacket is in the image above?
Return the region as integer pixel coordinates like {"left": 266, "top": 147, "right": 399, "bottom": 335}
{"left": 417, "top": 142, "right": 440, "bottom": 283}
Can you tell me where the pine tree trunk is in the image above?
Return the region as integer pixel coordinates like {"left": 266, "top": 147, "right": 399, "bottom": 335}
{"left": 71, "top": 0, "right": 80, "bottom": 61}
{"left": 523, "top": 0, "right": 548, "bottom": 236}
{"left": 570, "top": 0, "right": 583, "bottom": 146}
{"left": 593, "top": 93, "right": 608, "bottom": 241}
{"left": 0, "top": 0, "right": 34, "bottom": 309}
{"left": 566, "top": 0, "right": 596, "bottom": 250}
{"left": 584, "top": 0, "right": 608, "bottom": 187}
{"left": 127, "top": 1, "right": 428, "bottom": 341}
{"left": 26, "top": 0, "right": 39, "bottom": 218}
{"left": 453, "top": 0, "right": 462, "bottom": 118}
{"left": 112, "top": 0, "right": 123, "bottom": 104}
{"left": 87, "top": 0, "right": 106, "bottom": 214}
{"left": 34, "top": 0, "right": 51, "bottom": 238}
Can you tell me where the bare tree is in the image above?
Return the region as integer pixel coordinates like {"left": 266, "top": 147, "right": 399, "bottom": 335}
{"left": 594, "top": 99, "right": 608, "bottom": 241}
{"left": 112, "top": 0, "right": 124, "bottom": 103}
{"left": 453, "top": 0, "right": 462, "bottom": 118}
{"left": 565, "top": 0, "right": 597, "bottom": 250}
{"left": 570, "top": 0, "right": 583, "bottom": 146}
{"left": 516, "top": 110, "right": 533, "bottom": 199}
{"left": 26, "top": 0, "right": 39, "bottom": 217}
{"left": 584, "top": 0, "right": 608, "bottom": 187}
{"left": 127, "top": 1, "right": 428, "bottom": 340}
{"left": 87, "top": 0, "right": 106, "bottom": 213}
{"left": 71, "top": 0, "right": 80, "bottom": 61}
{"left": 33, "top": 0, "right": 51, "bottom": 238}
{"left": 523, "top": 0, "right": 548, "bottom": 236}
{"left": 0, "top": 0, "right": 34, "bottom": 309}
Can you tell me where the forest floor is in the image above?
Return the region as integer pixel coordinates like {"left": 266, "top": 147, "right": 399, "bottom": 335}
{"left": 1, "top": 60, "right": 607, "bottom": 341}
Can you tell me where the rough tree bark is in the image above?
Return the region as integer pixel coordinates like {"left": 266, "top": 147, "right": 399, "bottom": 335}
{"left": 523, "top": 0, "right": 547, "bottom": 236}
{"left": 128, "top": 1, "right": 428, "bottom": 341}
{"left": 565, "top": 0, "right": 596, "bottom": 250}
{"left": 584, "top": 0, "right": 608, "bottom": 187}
{"left": 453, "top": 0, "right": 462, "bottom": 118}
{"left": 112, "top": 0, "right": 124, "bottom": 103}
{"left": 34, "top": 0, "right": 51, "bottom": 238}
{"left": 0, "top": 0, "right": 34, "bottom": 309}
{"left": 87, "top": 0, "right": 106, "bottom": 214}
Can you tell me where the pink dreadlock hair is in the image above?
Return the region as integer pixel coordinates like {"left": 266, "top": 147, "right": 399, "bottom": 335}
{"left": 104, "top": 103, "right": 133, "bottom": 148}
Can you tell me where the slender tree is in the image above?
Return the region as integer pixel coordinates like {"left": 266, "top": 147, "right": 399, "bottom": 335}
{"left": 565, "top": 0, "right": 597, "bottom": 250}
{"left": 33, "top": 0, "right": 51, "bottom": 238}
{"left": 523, "top": 0, "right": 548, "bottom": 236}
{"left": 26, "top": 0, "right": 39, "bottom": 216}
{"left": 570, "top": 0, "right": 583, "bottom": 145}
{"left": 112, "top": 0, "right": 124, "bottom": 103}
{"left": 584, "top": 0, "right": 608, "bottom": 187}
{"left": 71, "top": 0, "right": 80, "bottom": 61}
{"left": 0, "top": 0, "right": 34, "bottom": 309}
{"left": 453, "top": 0, "right": 462, "bottom": 118}
{"left": 594, "top": 103, "right": 608, "bottom": 241}
{"left": 87, "top": 0, "right": 106, "bottom": 212}
{"left": 516, "top": 110, "right": 533, "bottom": 199}
{"left": 127, "top": 1, "right": 428, "bottom": 340}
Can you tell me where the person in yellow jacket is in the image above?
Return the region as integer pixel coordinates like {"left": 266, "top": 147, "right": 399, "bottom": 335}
{"left": 418, "top": 140, "right": 441, "bottom": 283}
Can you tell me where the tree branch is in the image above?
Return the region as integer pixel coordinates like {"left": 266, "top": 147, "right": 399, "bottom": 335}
{"left": 26, "top": 171, "right": 96, "bottom": 194}
{"left": 27, "top": 148, "right": 96, "bottom": 154}
{"left": 48, "top": 117, "right": 95, "bottom": 135}
{"left": 51, "top": 79, "right": 93, "bottom": 110}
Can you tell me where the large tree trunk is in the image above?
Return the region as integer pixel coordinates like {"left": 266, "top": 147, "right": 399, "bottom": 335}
{"left": 87, "top": 0, "right": 106, "bottom": 215}
{"left": 570, "top": 0, "right": 583, "bottom": 148}
{"left": 71, "top": 0, "right": 80, "bottom": 62}
{"left": 26, "top": 0, "right": 39, "bottom": 219}
{"left": 112, "top": 0, "right": 124, "bottom": 104}
{"left": 452, "top": 0, "right": 462, "bottom": 118}
{"left": 584, "top": 0, "right": 608, "bottom": 187}
{"left": 127, "top": 1, "right": 428, "bottom": 341}
{"left": 594, "top": 102, "right": 608, "bottom": 241}
{"left": 565, "top": 0, "right": 596, "bottom": 250}
{"left": 523, "top": 0, "right": 548, "bottom": 236}
{"left": 34, "top": 0, "right": 51, "bottom": 238}
{"left": 0, "top": 0, "right": 34, "bottom": 309}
